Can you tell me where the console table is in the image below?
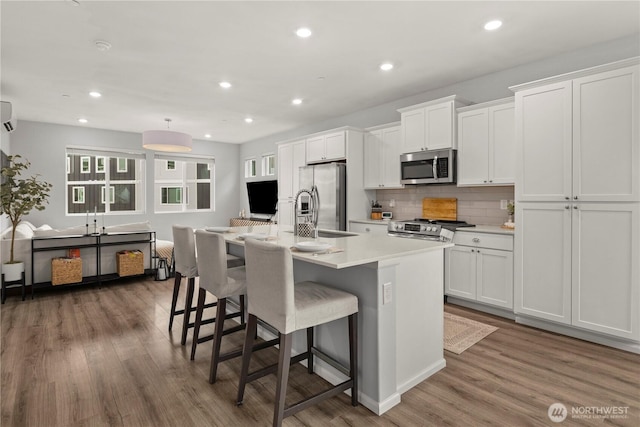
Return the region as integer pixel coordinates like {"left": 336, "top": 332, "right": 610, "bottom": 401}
{"left": 30, "top": 231, "right": 156, "bottom": 297}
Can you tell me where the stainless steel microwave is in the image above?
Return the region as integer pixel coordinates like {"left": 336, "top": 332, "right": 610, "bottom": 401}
{"left": 400, "top": 148, "right": 456, "bottom": 185}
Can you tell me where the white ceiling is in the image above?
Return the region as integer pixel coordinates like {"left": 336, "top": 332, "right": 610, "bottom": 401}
{"left": 2, "top": 1, "right": 639, "bottom": 144}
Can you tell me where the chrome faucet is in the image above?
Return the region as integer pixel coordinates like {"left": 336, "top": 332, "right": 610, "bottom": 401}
{"left": 294, "top": 185, "right": 319, "bottom": 236}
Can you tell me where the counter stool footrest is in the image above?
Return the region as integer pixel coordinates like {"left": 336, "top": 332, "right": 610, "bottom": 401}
{"left": 221, "top": 337, "right": 279, "bottom": 362}
{"left": 246, "top": 352, "right": 308, "bottom": 383}
{"left": 283, "top": 380, "right": 353, "bottom": 419}
{"left": 310, "top": 347, "right": 350, "bottom": 377}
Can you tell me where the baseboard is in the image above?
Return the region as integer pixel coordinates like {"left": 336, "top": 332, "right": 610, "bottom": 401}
{"left": 446, "top": 297, "right": 515, "bottom": 320}
{"left": 396, "top": 358, "right": 446, "bottom": 395}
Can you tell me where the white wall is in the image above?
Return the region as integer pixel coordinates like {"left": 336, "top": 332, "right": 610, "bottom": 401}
{"left": 8, "top": 121, "right": 241, "bottom": 240}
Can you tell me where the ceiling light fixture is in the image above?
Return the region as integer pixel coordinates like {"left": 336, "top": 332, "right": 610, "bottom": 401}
{"left": 244, "top": 117, "right": 253, "bottom": 124}
{"left": 204, "top": 134, "right": 211, "bottom": 138}
{"left": 296, "top": 27, "right": 312, "bottom": 38}
{"left": 484, "top": 20, "right": 503, "bottom": 31}
{"left": 380, "top": 62, "right": 394, "bottom": 71}
{"left": 89, "top": 91, "right": 102, "bottom": 98}
{"left": 219, "top": 81, "right": 232, "bottom": 89}
{"left": 292, "top": 98, "right": 303, "bottom": 105}
{"left": 94, "top": 40, "right": 112, "bottom": 52}
{"left": 78, "top": 118, "right": 88, "bottom": 124}
{"left": 142, "top": 118, "right": 192, "bottom": 152}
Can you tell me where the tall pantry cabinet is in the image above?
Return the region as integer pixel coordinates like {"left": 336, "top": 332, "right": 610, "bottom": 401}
{"left": 511, "top": 59, "right": 639, "bottom": 344}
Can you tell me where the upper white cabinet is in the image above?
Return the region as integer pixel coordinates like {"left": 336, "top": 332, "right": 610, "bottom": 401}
{"left": 306, "top": 131, "right": 346, "bottom": 163}
{"left": 363, "top": 123, "right": 403, "bottom": 189}
{"left": 513, "top": 62, "right": 639, "bottom": 202}
{"left": 398, "top": 95, "right": 470, "bottom": 153}
{"left": 457, "top": 98, "right": 515, "bottom": 186}
{"left": 277, "top": 140, "right": 305, "bottom": 226}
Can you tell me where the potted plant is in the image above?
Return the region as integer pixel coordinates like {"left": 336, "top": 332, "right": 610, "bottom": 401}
{"left": 1, "top": 155, "right": 52, "bottom": 281}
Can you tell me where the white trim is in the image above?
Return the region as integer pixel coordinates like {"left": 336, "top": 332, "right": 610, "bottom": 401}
{"left": 96, "top": 156, "right": 106, "bottom": 173}
{"left": 72, "top": 186, "right": 85, "bottom": 203}
{"left": 80, "top": 156, "right": 91, "bottom": 173}
{"left": 160, "top": 186, "right": 183, "bottom": 205}
{"left": 101, "top": 186, "right": 115, "bottom": 204}
{"left": 116, "top": 158, "right": 127, "bottom": 173}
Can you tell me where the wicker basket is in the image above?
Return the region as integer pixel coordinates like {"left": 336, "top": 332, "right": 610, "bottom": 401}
{"left": 51, "top": 257, "right": 82, "bottom": 286}
{"left": 117, "top": 250, "right": 144, "bottom": 277}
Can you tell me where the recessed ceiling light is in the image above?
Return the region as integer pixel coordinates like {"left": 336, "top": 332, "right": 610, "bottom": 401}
{"left": 484, "top": 20, "right": 502, "bottom": 31}
{"left": 380, "top": 62, "right": 394, "bottom": 71}
{"left": 89, "top": 91, "right": 101, "bottom": 98}
{"left": 219, "top": 81, "right": 232, "bottom": 89}
{"left": 245, "top": 117, "right": 254, "bottom": 124}
{"left": 94, "top": 40, "right": 112, "bottom": 51}
{"left": 204, "top": 134, "right": 211, "bottom": 138}
{"left": 292, "top": 98, "right": 303, "bottom": 105}
{"left": 78, "top": 118, "right": 88, "bottom": 124}
{"left": 296, "top": 27, "right": 312, "bottom": 38}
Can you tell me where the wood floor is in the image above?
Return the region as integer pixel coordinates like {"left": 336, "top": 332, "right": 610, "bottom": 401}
{"left": 1, "top": 277, "right": 638, "bottom": 426}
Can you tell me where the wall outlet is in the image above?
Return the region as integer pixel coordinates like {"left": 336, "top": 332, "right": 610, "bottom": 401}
{"left": 389, "top": 199, "right": 396, "bottom": 208}
{"left": 383, "top": 282, "right": 392, "bottom": 305}
{"left": 500, "top": 200, "right": 508, "bottom": 210}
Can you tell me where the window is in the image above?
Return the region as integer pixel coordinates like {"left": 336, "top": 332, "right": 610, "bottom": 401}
{"left": 80, "top": 156, "right": 91, "bottom": 173}
{"left": 262, "top": 154, "right": 275, "bottom": 176}
{"left": 96, "top": 156, "right": 106, "bottom": 173}
{"left": 72, "top": 187, "right": 85, "bottom": 203}
{"left": 66, "top": 147, "right": 145, "bottom": 215}
{"left": 154, "top": 155, "right": 214, "bottom": 213}
{"left": 245, "top": 158, "right": 256, "bottom": 178}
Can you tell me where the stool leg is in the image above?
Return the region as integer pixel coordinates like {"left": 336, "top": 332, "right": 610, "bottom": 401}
{"left": 349, "top": 313, "right": 358, "bottom": 407}
{"left": 190, "top": 288, "right": 207, "bottom": 360}
{"left": 236, "top": 314, "right": 257, "bottom": 405}
{"left": 168, "top": 273, "right": 182, "bottom": 331}
{"left": 274, "top": 332, "right": 293, "bottom": 427}
{"left": 21, "top": 272, "right": 25, "bottom": 301}
{"left": 209, "top": 297, "right": 227, "bottom": 383}
{"left": 1, "top": 274, "right": 5, "bottom": 304}
{"left": 306, "top": 327, "right": 314, "bottom": 374}
{"left": 239, "top": 294, "right": 246, "bottom": 325}
{"left": 181, "top": 277, "right": 195, "bottom": 346}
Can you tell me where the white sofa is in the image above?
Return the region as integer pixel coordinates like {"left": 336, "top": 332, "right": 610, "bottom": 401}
{"left": 1, "top": 221, "right": 156, "bottom": 285}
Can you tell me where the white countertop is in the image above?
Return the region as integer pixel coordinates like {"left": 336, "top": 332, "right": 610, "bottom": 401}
{"left": 456, "top": 225, "right": 515, "bottom": 236}
{"left": 217, "top": 225, "right": 453, "bottom": 269}
{"left": 349, "top": 219, "right": 392, "bottom": 226}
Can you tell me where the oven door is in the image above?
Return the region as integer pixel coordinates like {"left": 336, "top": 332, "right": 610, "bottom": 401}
{"left": 400, "top": 149, "right": 455, "bottom": 185}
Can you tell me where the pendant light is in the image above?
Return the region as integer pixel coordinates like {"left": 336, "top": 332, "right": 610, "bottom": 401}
{"left": 142, "top": 118, "right": 192, "bottom": 152}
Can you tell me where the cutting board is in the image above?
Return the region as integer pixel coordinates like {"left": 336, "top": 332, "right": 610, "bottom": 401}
{"left": 422, "top": 198, "right": 457, "bottom": 220}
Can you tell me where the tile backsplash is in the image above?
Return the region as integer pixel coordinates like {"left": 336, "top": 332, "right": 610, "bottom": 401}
{"left": 376, "top": 185, "right": 515, "bottom": 226}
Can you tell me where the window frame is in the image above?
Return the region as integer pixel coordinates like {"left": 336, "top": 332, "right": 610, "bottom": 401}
{"left": 72, "top": 186, "right": 85, "bottom": 204}
{"left": 96, "top": 156, "right": 106, "bottom": 173}
{"left": 245, "top": 158, "right": 257, "bottom": 178}
{"left": 261, "top": 153, "right": 276, "bottom": 176}
{"left": 153, "top": 155, "right": 215, "bottom": 213}
{"left": 101, "top": 186, "right": 115, "bottom": 204}
{"left": 80, "top": 156, "right": 91, "bottom": 173}
{"left": 117, "top": 158, "right": 128, "bottom": 173}
{"left": 160, "top": 186, "right": 184, "bottom": 205}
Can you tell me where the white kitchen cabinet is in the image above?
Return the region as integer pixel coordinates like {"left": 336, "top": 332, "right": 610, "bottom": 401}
{"left": 398, "top": 95, "right": 469, "bottom": 154}
{"left": 457, "top": 98, "right": 515, "bottom": 186}
{"left": 349, "top": 221, "right": 389, "bottom": 235}
{"left": 515, "top": 202, "right": 639, "bottom": 340}
{"left": 277, "top": 140, "right": 305, "bottom": 226}
{"left": 306, "top": 131, "right": 346, "bottom": 163}
{"left": 364, "top": 124, "right": 403, "bottom": 189}
{"left": 445, "top": 231, "right": 513, "bottom": 310}
{"left": 514, "top": 63, "right": 639, "bottom": 202}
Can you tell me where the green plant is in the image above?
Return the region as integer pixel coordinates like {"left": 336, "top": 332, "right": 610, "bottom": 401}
{"left": 507, "top": 201, "right": 515, "bottom": 216}
{"left": 1, "top": 155, "right": 52, "bottom": 263}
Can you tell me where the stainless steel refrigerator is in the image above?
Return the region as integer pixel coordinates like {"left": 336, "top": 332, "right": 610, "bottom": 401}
{"left": 299, "top": 163, "right": 346, "bottom": 231}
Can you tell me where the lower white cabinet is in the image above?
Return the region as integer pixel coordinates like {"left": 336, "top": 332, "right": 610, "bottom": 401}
{"left": 277, "top": 200, "right": 294, "bottom": 226}
{"left": 445, "top": 231, "right": 513, "bottom": 309}
{"left": 349, "top": 221, "right": 389, "bottom": 235}
{"left": 515, "top": 202, "right": 639, "bottom": 340}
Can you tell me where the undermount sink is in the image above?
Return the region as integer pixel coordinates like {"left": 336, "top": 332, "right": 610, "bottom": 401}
{"left": 316, "top": 230, "right": 358, "bottom": 238}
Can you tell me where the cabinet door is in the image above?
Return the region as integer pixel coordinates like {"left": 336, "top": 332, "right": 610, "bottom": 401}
{"left": 277, "top": 143, "right": 294, "bottom": 199}
{"left": 477, "top": 248, "right": 513, "bottom": 309}
{"left": 306, "top": 136, "right": 325, "bottom": 163}
{"left": 349, "top": 222, "right": 388, "bottom": 235}
{"left": 291, "top": 141, "right": 306, "bottom": 196}
{"left": 364, "top": 130, "right": 382, "bottom": 188}
{"left": 380, "top": 126, "right": 403, "bottom": 188}
{"left": 324, "top": 132, "right": 346, "bottom": 161}
{"left": 489, "top": 103, "right": 515, "bottom": 185}
{"left": 277, "top": 200, "right": 294, "bottom": 226}
{"left": 457, "top": 109, "right": 489, "bottom": 185}
{"left": 445, "top": 246, "right": 477, "bottom": 300}
{"left": 514, "top": 203, "right": 571, "bottom": 324}
{"left": 516, "top": 82, "right": 572, "bottom": 202}
{"left": 573, "top": 65, "right": 639, "bottom": 202}
{"left": 401, "top": 108, "right": 425, "bottom": 153}
{"left": 571, "top": 204, "right": 639, "bottom": 340}
{"left": 426, "top": 101, "right": 454, "bottom": 150}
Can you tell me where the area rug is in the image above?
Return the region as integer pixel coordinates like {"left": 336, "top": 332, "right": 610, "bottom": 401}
{"left": 444, "top": 312, "right": 498, "bottom": 354}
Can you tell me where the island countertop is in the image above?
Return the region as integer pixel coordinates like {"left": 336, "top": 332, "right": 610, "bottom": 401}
{"left": 216, "top": 224, "right": 453, "bottom": 269}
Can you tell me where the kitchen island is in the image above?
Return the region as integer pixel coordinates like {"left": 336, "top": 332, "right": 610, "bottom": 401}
{"left": 221, "top": 225, "right": 452, "bottom": 415}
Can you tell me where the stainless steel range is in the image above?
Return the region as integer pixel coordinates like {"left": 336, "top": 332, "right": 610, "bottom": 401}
{"left": 387, "top": 218, "right": 475, "bottom": 241}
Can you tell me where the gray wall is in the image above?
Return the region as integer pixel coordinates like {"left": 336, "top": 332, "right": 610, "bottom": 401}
{"left": 8, "top": 121, "right": 241, "bottom": 240}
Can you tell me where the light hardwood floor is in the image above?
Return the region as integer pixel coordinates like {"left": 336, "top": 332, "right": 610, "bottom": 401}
{"left": 2, "top": 277, "right": 638, "bottom": 426}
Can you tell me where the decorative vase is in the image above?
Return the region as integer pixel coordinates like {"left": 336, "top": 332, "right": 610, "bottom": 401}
{"left": 508, "top": 214, "right": 514, "bottom": 223}
{"left": 2, "top": 261, "right": 25, "bottom": 282}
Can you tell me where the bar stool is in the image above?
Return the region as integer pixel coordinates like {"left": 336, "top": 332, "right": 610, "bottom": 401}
{"left": 237, "top": 239, "right": 358, "bottom": 427}
{"left": 191, "top": 230, "right": 246, "bottom": 364}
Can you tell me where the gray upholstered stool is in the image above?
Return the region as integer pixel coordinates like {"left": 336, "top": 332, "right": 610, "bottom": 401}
{"left": 237, "top": 239, "right": 358, "bottom": 427}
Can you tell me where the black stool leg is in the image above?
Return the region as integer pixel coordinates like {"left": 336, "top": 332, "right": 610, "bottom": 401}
{"left": 168, "top": 272, "right": 182, "bottom": 331}
{"left": 236, "top": 314, "right": 258, "bottom": 405}
{"left": 274, "top": 332, "right": 293, "bottom": 427}
{"left": 307, "top": 327, "right": 314, "bottom": 374}
{"left": 181, "top": 277, "right": 195, "bottom": 346}
{"left": 239, "top": 294, "right": 246, "bottom": 325}
{"left": 349, "top": 313, "right": 358, "bottom": 406}
{"left": 190, "top": 288, "right": 207, "bottom": 360}
{"left": 209, "top": 297, "right": 227, "bottom": 383}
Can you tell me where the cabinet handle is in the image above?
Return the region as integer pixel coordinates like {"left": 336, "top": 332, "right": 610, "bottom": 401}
{"left": 472, "top": 237, "right": 480, "bottom": 243}
{"left": 565, "top": 205, "right": 570, "bottom": 209}
{"left": 477, "top": 250, "right": 480, "bottom": 253}
{"left": 471, "top": 249, "right": 475, "bottom": 252}
{"left": 573, "top": 196, "right": 578, "bottom": 200}
{"left": 483, "top": 180, "right": 487, "bottom": 183}
{"left": 489, "top": 180, "right": 493, "bottom": 183}
{"left": 565, "top": 196, "right": 570, "bottom": 200}
{"left": 365, "top": 228, "right": 370, "bottom": 232}
{"left": 573, "top": 205, "right": 578, "bottom": 210}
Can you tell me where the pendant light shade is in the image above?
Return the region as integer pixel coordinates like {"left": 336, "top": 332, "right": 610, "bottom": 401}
{"left": 142, "top": 118, "right": 192, "bottom": 152}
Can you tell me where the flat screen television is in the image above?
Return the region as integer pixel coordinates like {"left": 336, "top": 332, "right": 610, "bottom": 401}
{"left": 246, "top": 180, "right": 278, "bottom": 217}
